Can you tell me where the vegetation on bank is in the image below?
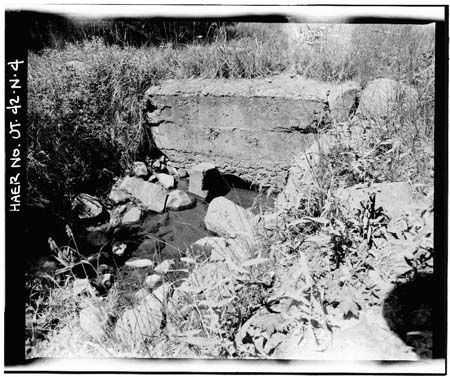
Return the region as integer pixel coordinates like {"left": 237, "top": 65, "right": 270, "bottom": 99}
{"left": 28, "top": 23, "right": 434, "bottom": 210}
{"left": 26, "top": 22, "right": 435, "bottom": 359}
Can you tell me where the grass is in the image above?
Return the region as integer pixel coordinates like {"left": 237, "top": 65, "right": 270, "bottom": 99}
{"left": 26, "top": 22, "right": 435, "bottom": 360}
{"left": 27, "top": 23, "right": 434, "bottom": 211}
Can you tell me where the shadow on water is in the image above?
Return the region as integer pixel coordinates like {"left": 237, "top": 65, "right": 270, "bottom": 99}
{"left": 106, "top": 172, "right": 275, "bottom": 304}
{"left": 24, "top": 205, "right": 68, "bottom": 265}
{"left": 382, "top": 272, "right": 434, "bottom": 359}
{"left": 201, "top": 170, "right": 259, "bottom": 203}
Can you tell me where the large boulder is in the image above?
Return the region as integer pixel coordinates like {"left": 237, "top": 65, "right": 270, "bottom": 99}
{"left": 277, "top": 128, "right": 365, "bottom": 210}
{"left": 336, "top": 182, "right": 415, "bottom": 219}
{"left": 119, "top": 176, "right": 168, "bottom": 213}
{"left": 276, "top": 135, "right": 333, "bottom": 209}
{"left": 188, "top": 162, "right": 218, "bottom": 199}
{"left": 71, "top": 193, "right": 103, "bottom": 220}
{"left": 166, "top": 190, "right": 196, "bottom": 211}
{"left": 329, "top": 88, "right": 360, "bottom": 122}
{"left": 204, "top": 197, "right": 260, "bottom": 249}
{"left": 359, "top": 78, "right": 418, "bottom": 119}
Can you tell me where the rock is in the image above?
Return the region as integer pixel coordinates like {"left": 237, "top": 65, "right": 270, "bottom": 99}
{"left": 188, "top": 162, "right": 217, "bottom": 198}
{"left": 277, "top": 135, "right": 334, "bottom": 209}
{"left": 180, "top": 257, "right": 196, "bottom": 265}
{"left": 71, "top": 193, "right": 103, "bottom": 220}
{"left": 177, "top": 168, "right": 188, "bottom": 178}
{"left": 115, "top": 295, "right": 163, "bottom": 346}
{"left": 145, "top": 274, "right": 162, "bottom": 288}
{"left": 152, "top": 160, "right": 162, "bottom": 171}
{"left": 167, "top": 166, "right": 178, "bottom": 176}
{"left": 112, "top": 242, "right": 127, "bottom": 256}
{"left": 121, "top": 206, "right": 142, "bottom": 225}
{"left": 101, "top": 273, "right": 113, "bottom": 291}
{"left": 336, "top": 182, "right": 414, "bottom": 220}
{"left": 119, "top": 176, "right": 168, "bottom": 213}
{"left": 154, "top": 259, "right": 174, "bottom": 275}
{"left": 387, "top": 216, "right": 410, "bottom": 238}
{"left": 133, "top": 161, "right": 148, "bottom": 178}
{"left": 166, "top": 190, "right": 196, "bottom": 211}
{"left": 108, "top": 188, "right": 130, "bottom": 204}
{"left": 156, "top": 173, "right": 175, "bottom": 189}
{"left": 190, "top": 237, "right": 251, "bottom": 263}
{"left": 125, "top": 259, "right": 154, "bottom": 268}
{"left": 329, "top": 88, "right": 360, "bottom": 122}
{"left": 359, "top": 78, "right": 418, "bottom": 119}
{"left": 204, "top": 197, "right": 259, "bottom": 242}
{"left": 79, "top": 304, "right": 109, "bottom": 339}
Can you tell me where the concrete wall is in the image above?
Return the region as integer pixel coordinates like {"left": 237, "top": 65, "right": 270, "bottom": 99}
{"left": 144, "top": 75, "right": 359, "bottom": 189}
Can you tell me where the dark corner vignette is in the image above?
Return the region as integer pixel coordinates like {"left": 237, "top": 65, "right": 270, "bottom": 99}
{"left": 433, "top": 7, "right": 448, "bottom": 362}
{"left": 5, "top": 10, "right": 27, "bottom": 366}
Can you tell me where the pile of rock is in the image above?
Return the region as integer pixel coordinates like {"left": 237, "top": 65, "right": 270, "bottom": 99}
{"left": 70, "top": 159, "right": 198, "bottom": 295}
{"left": 107, "top": 159, "right": 197, "bottom": 216}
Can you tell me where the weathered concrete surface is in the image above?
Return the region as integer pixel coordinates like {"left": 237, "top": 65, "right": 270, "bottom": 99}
{"left": 144, "top": 75, "right": 359, "bottom": 188}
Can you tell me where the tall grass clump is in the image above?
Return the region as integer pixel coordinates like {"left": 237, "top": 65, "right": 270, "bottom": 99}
{"left": 28, "top": 39, "right": 165, "bottom": 209}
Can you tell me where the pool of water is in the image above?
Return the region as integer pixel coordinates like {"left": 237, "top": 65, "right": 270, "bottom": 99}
{"left": 26, "top": 175, "right": 275, "bottom": 294}
{"left": 115, "top": 177, "right": 274, "bottom": 261}
{"left": 109, "top": 177, "right": 275, "bottom": 302}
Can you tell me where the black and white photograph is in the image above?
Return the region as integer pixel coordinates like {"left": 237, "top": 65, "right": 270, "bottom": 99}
{"left": 3, "top": 2, "right": 447, "bottom": 374}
